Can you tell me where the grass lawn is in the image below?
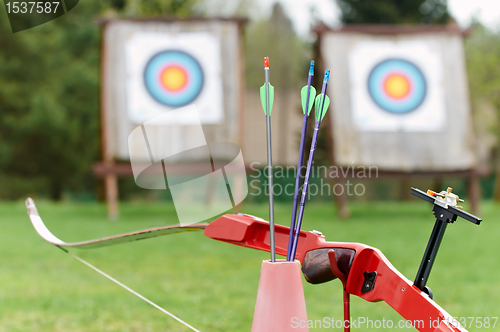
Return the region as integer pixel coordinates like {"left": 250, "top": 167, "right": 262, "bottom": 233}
{"left": 0, "top": 199, "right": 499, "bottom": 331}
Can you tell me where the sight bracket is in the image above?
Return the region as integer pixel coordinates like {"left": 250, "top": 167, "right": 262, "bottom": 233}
{"left": 411, "top": 187, "right": 481, "bottom": 298}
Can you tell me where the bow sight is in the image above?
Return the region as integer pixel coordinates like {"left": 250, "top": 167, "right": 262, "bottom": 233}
{"left": 411, "top": 187, "right": 481, "bottom": 299}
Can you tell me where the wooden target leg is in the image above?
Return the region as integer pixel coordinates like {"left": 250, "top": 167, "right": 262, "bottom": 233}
{"left": 231, "top": 173, "right": 245, "bottom": 213}
{"left": 204, "top": 174, "right": 216, "bottom": 206}
{"left": 105, "top": 173, "right": 119, "bottom": 220}
{"left": 333, "top": 178, "right": 349, "bottom": 219}
{"left": 468, "top": 172, "right": 480, "bottom": 216}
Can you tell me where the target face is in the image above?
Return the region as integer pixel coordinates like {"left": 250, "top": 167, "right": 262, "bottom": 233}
{"left": 368, "top": 59, "right": 426, "bottom": 114}
{"left": 125, "top": 32, "right": 224, "bottom": 125}
{"left": 348, "top": 40, "right": 446, "bottom": 132}
{"left": 144, "top": 51, "right": 204, "bottom": 107}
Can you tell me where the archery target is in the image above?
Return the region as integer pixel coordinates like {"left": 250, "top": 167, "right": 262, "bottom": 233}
{"left": 348, "top": 40, "right": 446, "bottom": 132}
{"left": 368, "top": 59, "right": 426, "bottom": 114}
{"left": 144, "top": 51, "right": 204, "bottom": 107}
{"left": 125, "top": 32, "right": 223, "bottom": 125}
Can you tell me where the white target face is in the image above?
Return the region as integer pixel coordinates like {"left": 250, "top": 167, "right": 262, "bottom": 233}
{"left": 348, "top": 40, "right": 446, "bottom": 132}
{"left": 125, "top": 32, "right": 224, "bottom": 125}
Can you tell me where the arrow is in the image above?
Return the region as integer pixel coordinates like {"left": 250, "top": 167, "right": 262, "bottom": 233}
{"left": 286, "top": 60, "right": 316, "bottom": 261}
{"left": 289, "top": 69, "right": 331, "bottom": 262}
{"left": 260, "top": 57, "right": 276, "bottom": 262}
{"left": 260, "top": 59, "right": 274, "bottom": 116}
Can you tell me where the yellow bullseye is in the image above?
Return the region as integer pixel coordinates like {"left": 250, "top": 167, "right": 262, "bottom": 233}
{"left": 384, "top": 74, "right": 410, "bottom": 99}
{"left": 160, "top": 66, "right": 187, "bottom": 91}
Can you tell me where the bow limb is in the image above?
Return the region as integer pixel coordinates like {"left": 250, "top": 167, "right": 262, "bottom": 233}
{"left": 25, "top": 198, "right": 207, "bottom": 249}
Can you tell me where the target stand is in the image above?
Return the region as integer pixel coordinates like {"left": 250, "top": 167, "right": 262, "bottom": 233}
{"left": 314, "top": 23, "right": 489, "bottom": 217}
{"left": 95, "top": 17, "right": 248, "bottom": 218}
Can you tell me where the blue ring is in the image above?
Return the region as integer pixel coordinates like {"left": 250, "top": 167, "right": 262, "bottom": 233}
{"left": 144, "top": 51, "right": 204, "bottom": 107}
{"left": 367, "top": 59, "right": 426, "bottom": 114}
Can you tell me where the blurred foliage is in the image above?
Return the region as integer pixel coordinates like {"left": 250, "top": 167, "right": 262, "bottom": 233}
{"left": 4, "top": 0, "right": 498, "bottom": 204}
{"left": 0, "top": 0, "right": 203, "bottom": 200}
{"left": 0, "top": 0, "right": 287, "bottom": 202}
{"left": 244, "top": 3, "right": 310, "bottom": 90}
{"left": 244, "top": 3, "right": 311, "bottom": 165}
{"left": 0, "top": 0, "right": 105, "bottom": 200}
{"left": 127, "top": 0, "right": 202, "bottom": 17}
{"left": 465, "top": 24, "right": 500, "bottom": 139}
{"left": 336, "top": 0, "right": 450, "bottom": 24}
{"left": 470, "top": 41, "right": 500, "bottom": 97}
{"left": 464, "top": 23, "right": 500, "bottom": 200}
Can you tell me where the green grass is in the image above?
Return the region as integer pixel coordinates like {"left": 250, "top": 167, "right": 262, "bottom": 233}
{"left": 0, "top": 200, "right": 499, "bottom": 331}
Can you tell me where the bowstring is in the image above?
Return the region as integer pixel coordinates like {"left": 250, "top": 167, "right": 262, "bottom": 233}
{"left": 57, "top": 246, "right": 201, "bottom": 332}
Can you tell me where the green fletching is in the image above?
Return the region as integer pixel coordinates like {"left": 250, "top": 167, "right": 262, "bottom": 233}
{"left": 260, "top": 84, "right": 275, "bottom": 115}
{"left": 314, "top": 94, "right": 331, "bottom": 122}
{"left": 260, "top": 85, "right": 265, "bottom": 114}
{"left": 300, "top": 85, "right": 317, "bottom": 115}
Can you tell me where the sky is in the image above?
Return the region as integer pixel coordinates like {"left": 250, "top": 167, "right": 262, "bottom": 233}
{"left": 255, "top": 0, "right": 500, "bottom": 36}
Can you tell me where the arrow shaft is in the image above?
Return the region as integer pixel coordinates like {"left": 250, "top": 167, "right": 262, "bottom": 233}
{"left": 264, "top": 66, "right": 276, "bottom": 262}
{"left": 286, "top": 113, "right": 308, "bottom": 261}
{"left": 290, "top": 76, "right": 329, "bottom": 261}
{"left": 290, "top": 120, "right": 321, "bottom": 260}
{"left": 320, "top": 79, "right": 328, "bottom": 95}
{"left": 287, "top": 75, "right": 313, "bottom": 261}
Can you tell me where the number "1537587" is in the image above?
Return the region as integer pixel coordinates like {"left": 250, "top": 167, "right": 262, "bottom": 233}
{"left": 5, "top": 2, "right": 61, "bottom": 14}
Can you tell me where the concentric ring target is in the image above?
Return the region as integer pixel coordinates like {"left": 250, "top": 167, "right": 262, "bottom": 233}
{"left": 367, "top": 59, "right": 426, "bottom": 114}
{"left": 144, "top": 51, "right": 204, "bottom": 107}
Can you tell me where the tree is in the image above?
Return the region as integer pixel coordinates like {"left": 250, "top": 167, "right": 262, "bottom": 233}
{"left": 0, "top": 1, "right": 108, "bottom": 200}
{"left": 126, "top": 0, "right": 201, "bottom": 17}
{"left": 464, "top": 23, "right": 500, "bottom": 201}
{"left": 244, "top": 3, "right": 309, "bottom": 90}
{"left": 0, "top": 0, "right": 205, "bottom": 200}
{"left": 336, "top": 0, "right": 450, "bottom": 24}
{"left": 244, "top": 3, "right": 311, "bottom": 162}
